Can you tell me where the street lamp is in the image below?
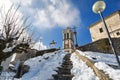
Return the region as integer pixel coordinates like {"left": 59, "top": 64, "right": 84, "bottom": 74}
{"left": 92, "top": 0, "right": 120, "bottom": 68}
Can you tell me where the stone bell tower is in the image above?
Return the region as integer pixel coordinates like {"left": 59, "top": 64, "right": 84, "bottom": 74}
{"left": 62, "top": 27, "right": 74, "bottom": 53}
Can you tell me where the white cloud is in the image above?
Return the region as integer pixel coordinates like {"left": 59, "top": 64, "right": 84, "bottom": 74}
{"left": 0, "top": 0, "right": 30, "bottom": 42}
{"left": 0, "top": 0, "right": 48, "bottom": 47}
{"left": 10, "top": 0, "right": 32, "bottom": 6}
{"left": 0, "top": 0, "right": 80, "bottom": 49}
{"left": 34, "top": 9, "right": 55, "bottom": 29}
{"left": 34, "top": 0, "right": 80, "bottom": 29}
{"left": 8, "top": 0, "right": 80, "bottom": 29}
{"left": 0, "top": 0, "right": 12, "bottom": 10}
{"left": 0, "top": 0, "right": 81, "bottom": 31}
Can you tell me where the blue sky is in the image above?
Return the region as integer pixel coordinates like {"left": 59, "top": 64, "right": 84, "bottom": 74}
{"left": 71, "top": 0, "right": 120, "bottom": 47}
{"left": 0, "top": 0, "right": 120, "bottom": 48}
{"left": 39, "top": 0, "right": 120, "bottom": 48}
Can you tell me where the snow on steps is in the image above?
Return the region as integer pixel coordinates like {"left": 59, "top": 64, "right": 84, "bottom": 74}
{"left": 21, "top": 50, "right": 67, "bottom": 80}
{"left": 52, "top": 54, "right": 73, "bottom": 80}
{"left": 75, "top": 50, "right": 111, "bottom": 80}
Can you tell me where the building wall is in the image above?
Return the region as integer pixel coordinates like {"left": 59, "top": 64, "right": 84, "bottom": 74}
{"left": 89, "top": 11, "right": 120, "bottom": 42}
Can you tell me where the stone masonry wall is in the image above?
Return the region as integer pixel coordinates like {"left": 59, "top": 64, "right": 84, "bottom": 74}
{"left": 78, "top": 38, "right": 120, "bottom": 55}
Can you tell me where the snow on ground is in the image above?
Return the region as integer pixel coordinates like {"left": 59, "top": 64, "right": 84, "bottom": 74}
{"left": 77, "top": 50, "right": 120, "bottom": 66}
{"left": 21, "top": 50, "right": 67, "bottom": 80}
{"left": 71, "top": 52, "right": 99, "bottom": 80}
{"left": 3, "top": 44, "right": 16, "bottom": 53}
{"left": 95, "top": 62, "right": 120, "bottom": 80}
{"left": 0, "top": 71, "right": 16, "bottom": 80}
{"left": 2, "top": 49, "right": 120, "bottom": 80}
{"left": 76, "top": 50, "right": 120, "bottom": 80}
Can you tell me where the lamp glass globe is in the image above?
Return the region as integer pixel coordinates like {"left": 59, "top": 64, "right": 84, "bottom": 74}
{"left": 92, "top": 1, "right": 106, "bottom": 14}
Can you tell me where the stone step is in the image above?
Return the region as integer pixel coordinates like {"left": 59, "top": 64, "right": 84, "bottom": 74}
{"left": 52, "top": 54, "right": 74, "bottom": 80}
{"left": 63, "top": 60, "right": 71, "bottom": 62}
{"left": 62, "top": 62, "right": 72, "bottom": 65}
{"left": 62, "top": 61, "right": 72, "bottom": 64}
{"left": 64, "top": 57, "right": 71, "bottom": 59}
{"left": 52, "top": 74, "right": 74, "bottom": 80}
{"left": 54, "top": 69, "right": 71, "bottom": 74}
{"left": 61, "top": 65, "right": 73, "bottom": 69}
{"left": 57, "top": 67, "right": 71, "bottom": 70}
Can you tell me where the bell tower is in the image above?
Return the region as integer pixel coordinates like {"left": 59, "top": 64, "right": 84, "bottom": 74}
{"left": 62, "top": 27, "right": 74, "bottom": 53}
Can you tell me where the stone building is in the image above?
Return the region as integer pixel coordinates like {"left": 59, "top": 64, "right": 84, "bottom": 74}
{"left": 62, "top": 27, "right": 74, "bottom": 53}
{"left": 89, "top": 10, "right": 120, "bottom": 42}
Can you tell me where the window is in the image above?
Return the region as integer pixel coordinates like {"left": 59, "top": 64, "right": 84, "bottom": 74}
{"left": 64, "top": 34, "right": 66, "bottom": 39}
{"left": 99, "top": 28, "right": 103, "bottom": 33}
{"left": 67, "top": 33, "right": 69, "bottom": 39}
{"left": 116, "top": 32, "right": 120, "bottom": 36}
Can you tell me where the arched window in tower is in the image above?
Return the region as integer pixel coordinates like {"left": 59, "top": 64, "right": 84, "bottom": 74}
{"left": 67, "top": 33, "right": 69, "bottom": 39}
{"left": 64, "top": 34, "right": 66, "bottom": 39}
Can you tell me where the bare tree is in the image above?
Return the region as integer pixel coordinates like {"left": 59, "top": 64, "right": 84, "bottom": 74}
{"left": 0, "top": 5, "right": 33, "bottom": 64}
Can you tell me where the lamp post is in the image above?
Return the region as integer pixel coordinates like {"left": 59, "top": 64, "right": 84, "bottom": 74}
{"left": 92, "top": 0, "right": 120, "bottom": 68}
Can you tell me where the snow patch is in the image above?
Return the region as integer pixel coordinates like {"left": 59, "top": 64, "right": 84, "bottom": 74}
{"left": 95, "top": 62, "right": 120, "bottom": 80}
{"left": 3, "top": 45, "right": 16, "bottom": 53}
{"left": 32, "top": 41, "right": 47, "bottom": 50}
{"left": 83, "top": 51, "right": 120, "bottom": 66}
{"left": 76, "top": 50, "right": 120, "bottom": 80}
{"left": 71, "top": 52, "right": 99, "bottom": 80}
{"left": 22, "top": 50, "right": 67, "bottom": 80}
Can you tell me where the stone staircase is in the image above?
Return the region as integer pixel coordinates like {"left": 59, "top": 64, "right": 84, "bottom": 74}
{"left": 52, "top": 54, "right": 73, "bottom": 80}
